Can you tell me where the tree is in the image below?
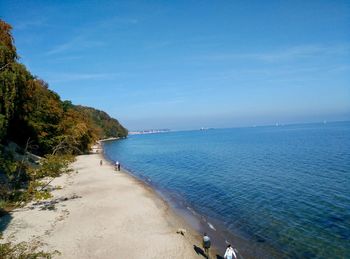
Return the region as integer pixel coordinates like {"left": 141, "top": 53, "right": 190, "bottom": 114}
{"left": 0, "top": 19, "right": 17, "bottom": 68}
{"left": 0, "top": 20, "right": 19, "bottom": 141}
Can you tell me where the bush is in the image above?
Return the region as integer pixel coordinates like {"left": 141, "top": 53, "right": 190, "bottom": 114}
{"left": 0, "top": 241, "right": 60, "bottom": 259}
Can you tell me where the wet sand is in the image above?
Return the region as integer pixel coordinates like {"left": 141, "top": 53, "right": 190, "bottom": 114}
{"left": 1, "top": 154, "right": 216, "bottom": 258}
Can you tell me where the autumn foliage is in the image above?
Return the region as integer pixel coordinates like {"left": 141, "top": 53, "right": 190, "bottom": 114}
{"left": 0, "top": 19, "right": 127, "bottom": 155}
{"left": 0, "top": 19, "right": 127, "bottom": 214}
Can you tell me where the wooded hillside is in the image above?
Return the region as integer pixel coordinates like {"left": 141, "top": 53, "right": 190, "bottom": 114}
{"left": 0, "top": 20, "right": 127, "bottom": 155}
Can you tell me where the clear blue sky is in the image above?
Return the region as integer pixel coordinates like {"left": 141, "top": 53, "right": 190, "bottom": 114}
{"left": 1, "top": 0, "right": 350, "bottom": 130}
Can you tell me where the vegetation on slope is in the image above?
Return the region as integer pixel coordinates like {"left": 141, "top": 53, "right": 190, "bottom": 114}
{"left": 0, "top": 19, "right": 127, "bottom": 155}
{"left": 74, "top": 105, "right": 128, "bottom": 139}
{"left": 0, "top": 18, "right": 128, "bottom": 257}
{"left": 0, "top": 19, "right": 127, "bottom": 210}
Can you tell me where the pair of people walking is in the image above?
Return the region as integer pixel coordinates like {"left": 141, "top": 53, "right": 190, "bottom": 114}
{"left": 115, "top": 161, "right": 121, "bottom": 171}
{"left": 202, "top": 233, "right": 237, "bottom": 259}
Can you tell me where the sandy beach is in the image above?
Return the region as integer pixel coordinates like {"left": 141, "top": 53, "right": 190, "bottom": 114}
{"left": 1, "top": 154, "right": 212, "bottom": 258}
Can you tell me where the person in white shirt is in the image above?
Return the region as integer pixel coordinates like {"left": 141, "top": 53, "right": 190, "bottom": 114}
{"left": 224, "top": 244, "right": 237, "bottom": 259}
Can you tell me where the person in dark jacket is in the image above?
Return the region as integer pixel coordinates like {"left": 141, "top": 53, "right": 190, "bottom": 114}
{"left": 202, "top": 233, "right": 211, "bottom": 258}
{"left": 115, "top": 161, "right": 120, "bottom": 171}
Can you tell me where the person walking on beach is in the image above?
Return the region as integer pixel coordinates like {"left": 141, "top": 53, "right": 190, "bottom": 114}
{"left": 115, "top": 161, "right": 120, "bottom": 171}
{"left": 224, "top": 244, "right": 237, "bottom": 259}
{"left": 202, "top": 233, "right": 211, "bottom": 258}
{"left": 100, "top": 160, "right": 103, "bottom": 166}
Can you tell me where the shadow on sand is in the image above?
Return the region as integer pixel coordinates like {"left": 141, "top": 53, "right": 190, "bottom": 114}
{"left": 193, "top": 245, "right": 207, "bottom": 257}
{"left": 0, "top": 209, "right": 13, "bottom": 233}
{"left": 193, "top": 245, "right": 224, "bottom": 259}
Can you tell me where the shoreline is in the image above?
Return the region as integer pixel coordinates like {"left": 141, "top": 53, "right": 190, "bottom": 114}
{"left": 102, "top": 139, "right": 282, "bottom": 259}
{"left": 0, "top": 154, "right": 217, "bottom": 258}
{"left": 101, "top": 144, "right": 236, "bottom": 258}
{"left": 99, "top": 152, "right": 225, "bottom": 258}
{"left": 103, "top": 155, "right": 228, "bottom": 255}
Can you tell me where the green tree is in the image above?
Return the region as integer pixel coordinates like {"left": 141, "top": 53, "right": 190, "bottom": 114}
{"left": 0, "top": 20, "right": 19, "bottom": 141}
{"left": 1, "top": 19, "right": 128, "bottom": 211}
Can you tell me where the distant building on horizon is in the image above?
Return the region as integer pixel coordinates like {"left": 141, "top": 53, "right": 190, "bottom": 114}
{"left": 128, "top": 129, "right": 171, "bottom": 135}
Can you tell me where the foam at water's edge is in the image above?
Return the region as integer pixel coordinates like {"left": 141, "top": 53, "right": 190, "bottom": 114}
{"left": 208, "top": 222, "right": 216, "bottom": 231}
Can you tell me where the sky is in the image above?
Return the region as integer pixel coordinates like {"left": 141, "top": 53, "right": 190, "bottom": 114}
{"left": 1, "top": 0, "right": 350, "bottom": 130}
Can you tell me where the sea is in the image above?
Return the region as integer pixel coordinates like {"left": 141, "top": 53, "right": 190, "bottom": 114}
{"left": 103, "top": 121, "right": 350, "bottom": 259}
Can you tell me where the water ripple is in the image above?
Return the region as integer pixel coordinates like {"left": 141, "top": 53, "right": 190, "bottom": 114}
{"left": 104, "top": 122, "right": 350, "bottom": 258}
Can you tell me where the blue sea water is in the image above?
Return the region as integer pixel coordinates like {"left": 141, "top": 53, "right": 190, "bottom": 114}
{"left": 103, "top": 122, "right": 350, "bottom": 258}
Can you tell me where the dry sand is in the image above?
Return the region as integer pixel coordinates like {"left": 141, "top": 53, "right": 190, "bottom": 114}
{"left": 1, "top": 154, "right": 211, "bottom": 258}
